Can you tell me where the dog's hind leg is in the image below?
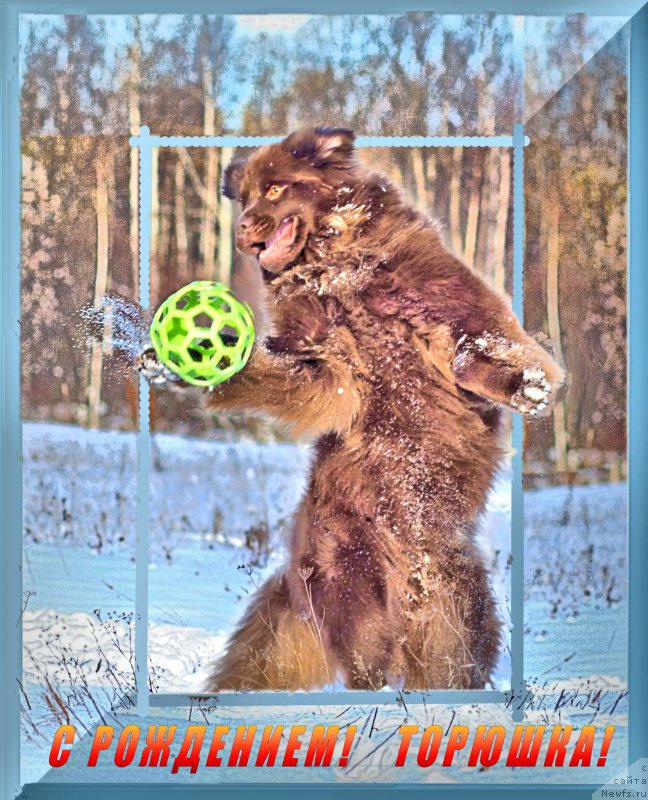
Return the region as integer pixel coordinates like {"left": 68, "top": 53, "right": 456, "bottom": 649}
{"left": 401, "top": 546, "right": 501, "bottom": 690}
{"left": 204, "top": 572, "right": 334, "bottom": 692}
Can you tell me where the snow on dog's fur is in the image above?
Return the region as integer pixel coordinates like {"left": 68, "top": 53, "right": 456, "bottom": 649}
{"left": 140, "top": 126, "right": 563, "bottom": 691}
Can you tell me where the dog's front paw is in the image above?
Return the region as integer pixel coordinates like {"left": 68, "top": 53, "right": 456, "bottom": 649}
{"left": 135, "top": 347, "right": 180, "bottom": 385}
{"left": 511, "top": 367, "right": 551, "bottom": 416}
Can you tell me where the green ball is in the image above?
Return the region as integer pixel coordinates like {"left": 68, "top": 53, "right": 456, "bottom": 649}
{"left": 150, "top": 281, "right": 255, "bottom": 387}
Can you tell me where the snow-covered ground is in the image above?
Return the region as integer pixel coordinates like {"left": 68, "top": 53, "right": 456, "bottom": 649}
{"left": 20, "top": 422, "right": 628, "bottom": 786}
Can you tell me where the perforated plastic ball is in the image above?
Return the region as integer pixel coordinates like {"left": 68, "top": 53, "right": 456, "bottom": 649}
{"left": 150, "top": 281, "right": 255, "bottom": 387}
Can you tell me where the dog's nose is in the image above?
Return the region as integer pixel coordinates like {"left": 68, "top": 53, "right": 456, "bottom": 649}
{"left": 237, "top": 214, "right": 254, "bottom": 232}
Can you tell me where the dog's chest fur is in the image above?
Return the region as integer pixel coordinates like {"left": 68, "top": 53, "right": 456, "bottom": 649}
{"left": 263, "top": 223, "right": 505, "bottom": 557}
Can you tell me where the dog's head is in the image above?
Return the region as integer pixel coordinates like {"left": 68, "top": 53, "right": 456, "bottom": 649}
{"left": 223, "top": 126, "right": 357, "bottom": 274}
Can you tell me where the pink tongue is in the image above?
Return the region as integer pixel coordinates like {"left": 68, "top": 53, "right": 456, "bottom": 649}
{"left": 266, "top": 218, "right": 293, "bottom": 250}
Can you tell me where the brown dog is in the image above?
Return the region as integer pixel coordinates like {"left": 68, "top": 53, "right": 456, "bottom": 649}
{"left": 140, "top": 126, "right": 563, "bottom": 692}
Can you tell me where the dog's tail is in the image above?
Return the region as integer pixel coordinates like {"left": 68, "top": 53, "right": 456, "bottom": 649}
{"left": 203, "top": 571, "right": 333, "bottom": 692}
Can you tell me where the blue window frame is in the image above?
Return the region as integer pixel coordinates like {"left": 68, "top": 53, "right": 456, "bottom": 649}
{"left": 129, "top": 125, "right": 528, "bottom": 718}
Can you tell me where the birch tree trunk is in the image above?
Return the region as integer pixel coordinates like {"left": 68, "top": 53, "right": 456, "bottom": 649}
{"left": 546, "top": 201, "right": 569, "bottom": 473}
{"left": 175, "top": 156, "right": 189, "bottom": 279}
{"left": 411, "top": 148, "right": 427, "bottom": 213}
{"left": 463, "top": 150, "right": 482, "bottom": 266}
{"left": 217, "top": 146, "right": 234, "bottom": 285}
{"left": 425, "top": 151, "right": 437, "bottom": 216}
{"left": 128, "top": 18, "right": 141, "bottom": 295}
{"left": 158, "top": 174, "right": 171, "bottom": 276}
{"left": 482, "top": 149, "right": 498, "bottom": 286}
{"left": 448, "top": 147, "right": 463, "bottom": 255}
{"left": 150, "top": 146, "right": 160, "bottom": 303}
{"left": 87, "top": 153, "right": 110, "bottom": 428}
{"left": 201, "top": 57, "right": 218, "bottom": 276}
{"left": 493, "top": 149, "right": 511, "bottom": 294}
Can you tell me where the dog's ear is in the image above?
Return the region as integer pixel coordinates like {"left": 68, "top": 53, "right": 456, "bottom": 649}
{"left": 222, "top": 158, "right": 247, "bottom": 200}
{"left": 283, "top": 127, "right": 356, "bottom": 167}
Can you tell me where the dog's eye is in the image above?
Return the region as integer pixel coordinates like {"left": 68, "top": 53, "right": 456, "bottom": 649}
{"left": 265, "top": 184, "right": 287, "bottom": 200}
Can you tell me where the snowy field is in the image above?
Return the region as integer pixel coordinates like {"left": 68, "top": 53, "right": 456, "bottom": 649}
{"left": 20, "top": 421, "right": 628, "bottom": 786}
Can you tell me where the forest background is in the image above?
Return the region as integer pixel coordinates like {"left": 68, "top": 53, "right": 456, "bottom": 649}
{"left": 19, "top": 13, "right": 628, "bottom": 486}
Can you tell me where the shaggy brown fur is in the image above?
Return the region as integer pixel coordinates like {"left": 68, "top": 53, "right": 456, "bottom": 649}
{"left": 140, "top": 127, "right": 563, "bottom": 692}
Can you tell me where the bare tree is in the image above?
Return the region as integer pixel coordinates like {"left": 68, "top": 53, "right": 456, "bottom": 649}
{"left": 218, "top": 146, "right": 234, "bottom": 284}
{"left": 128, "top": 16, "right": 142, "bottom": 295}
{"left": 492, "top": 150, "right": 511, "bottom": 293}
{"left": 174, "top": 155, "right": 189, "bottom": 279}
{"left": 463, "top": 150, "right": 482, "bottom": 265}
{"left": 87, "top": 151, "right": 110, "bottom": 428}
{"left": 200, "top": 55, "right": 218, "bottom": 275}
{"left": 545, "top": 201, "right": 569, "bottom": 472}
